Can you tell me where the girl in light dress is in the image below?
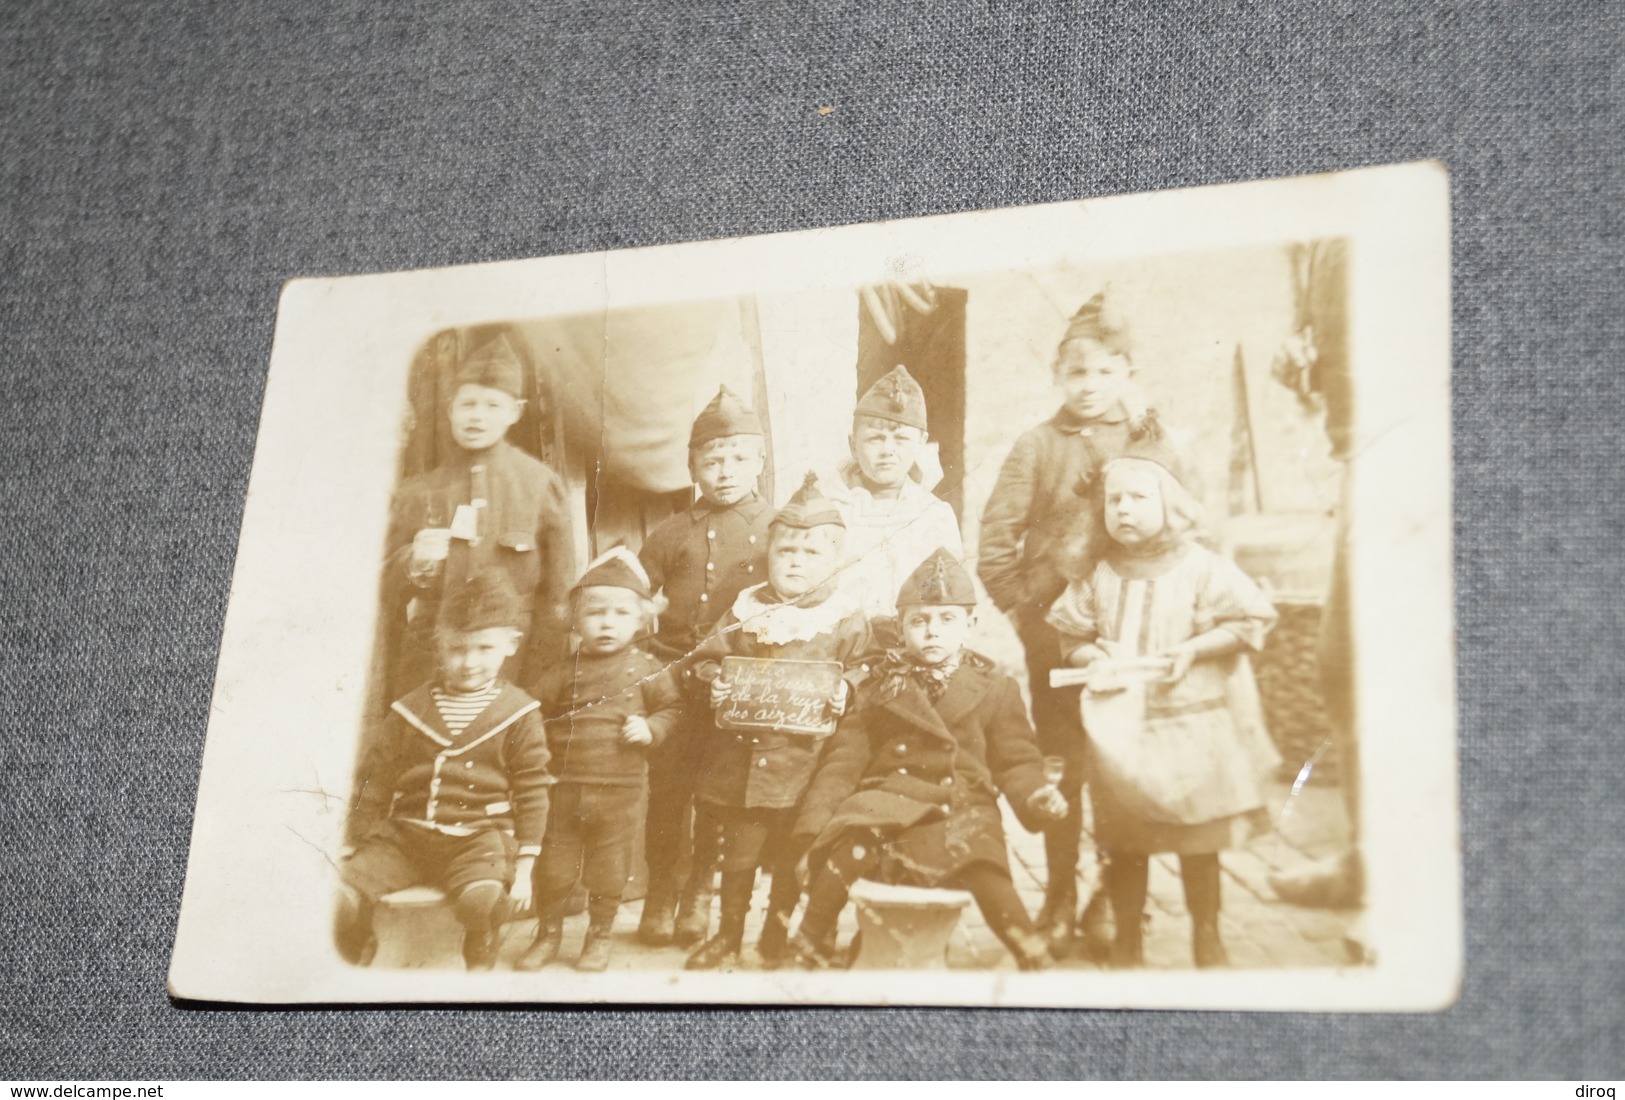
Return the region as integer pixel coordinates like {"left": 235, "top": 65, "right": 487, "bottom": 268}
{"left": 1046, "top": 438, "right": 1278, "bottom": 968}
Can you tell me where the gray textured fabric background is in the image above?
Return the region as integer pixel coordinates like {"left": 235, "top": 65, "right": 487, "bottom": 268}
{"left": 2, "top": 0, "right": 1621, "bottom": 1081}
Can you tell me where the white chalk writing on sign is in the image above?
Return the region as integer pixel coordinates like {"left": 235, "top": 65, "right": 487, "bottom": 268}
{"left": 716, "top": 656, "right": 843, "bottom": 736}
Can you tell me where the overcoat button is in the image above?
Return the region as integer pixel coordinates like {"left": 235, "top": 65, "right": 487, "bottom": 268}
{"left": 894, "top": 744, "right": 907, "bottom": 754}
{"left": 707, "top": 562, "right": 715, "bottom": 572}
{"left": 898, "top": 767, "right": 908, "bottom": 776}
{"left": 708, "top": 530, "right": 716, "bottom": 539}
{"left": 757, "top": 758, "right": 768, "bottom": 768}
{"left": 699, "top": 593, "right": 708, "bottom": 602}
{"left": 941, "top": 777, "right": 953, "bottom": 787}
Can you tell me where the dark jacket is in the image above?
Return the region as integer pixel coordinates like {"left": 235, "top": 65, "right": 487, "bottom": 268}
{"left": 977, "top": 408, "right": 1146, "bottom": 622}
{"left": 352, "top": 681, "right": 553, "bottom": 855}
{"left": 383, "top": 440, "right": 574, "bottom": 692}
{"left": 691, "top": 587, "right": 876, "bottom": 811}
{"left": 793, "top": 651, "right": 1048, "bottom": 881}
{"left": 529, "top": 648, "right": 683, "bottom": 787}
{"left": 638, "top": 492, "right": 772, "bottom": 665}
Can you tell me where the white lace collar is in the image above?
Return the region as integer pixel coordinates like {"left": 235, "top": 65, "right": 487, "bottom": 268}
{"left": 730, "top": 582, "right": 859, "bottom": 645}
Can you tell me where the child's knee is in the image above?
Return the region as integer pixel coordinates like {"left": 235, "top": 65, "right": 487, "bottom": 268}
{"left": 451, "top": 880, "right": 505, "bottom": 926}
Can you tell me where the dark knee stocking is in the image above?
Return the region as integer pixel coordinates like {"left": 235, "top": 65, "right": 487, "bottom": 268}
{"left": 1105, "top": 853, "right": 1149, "bottom": 929}
{"left": 715, "top": 869, "right": 755, "bottom": 946}
{"left": 954, "top": 863, "right": 1040, "bottom": 954}
{"left": 1179, "top": 853, "right": 1222, "bottom": 925}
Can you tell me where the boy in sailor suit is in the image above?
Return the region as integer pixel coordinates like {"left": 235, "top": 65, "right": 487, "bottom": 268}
{"left": 338, "top": 569, "right": 553, "bottom": 970}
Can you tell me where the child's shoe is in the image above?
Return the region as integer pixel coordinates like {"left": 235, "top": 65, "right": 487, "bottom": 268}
{"left": 756, "top": 910, "right": 792, "bottom": 968}
{"left": 1192, "top": 919, "right": 1230, "bottom": 969}
{"left": 1035, "top": 879, "right": 1078, "bottom": 951}
{"left": 514, "top": 917, "right": 563, "bottom": 972}
{"left": 1074, "top": 889, "right": 1115, "bottom": 963}
{"left": 576, "top": 921, "right": 614, "bottom": 972}
{"left": 637, "top": 885, "right": 676, "bottom": 946}
{"left": 462, "top": 923, "right": 501, "bottom": 970}
{"left": 1010, "top": 932, "right": 1056, "bottom": 972}
{"left": 685, "top": 931, "right": 743, "bottom": 970}
{"left": 785, "top": 930, "right": 838, "bottom": 970}
{"left": 672, "top": 878, "right": 714, "bottom": 947}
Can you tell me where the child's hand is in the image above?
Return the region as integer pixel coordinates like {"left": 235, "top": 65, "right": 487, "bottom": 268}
{"left": 1026, "top": 786, "right": 1069, "bottom": 822}
{"left": 411, "top": 527, "right": 453, "bottom": 569}
{"left": 509, "top": 857, "right": 535, "bottom": 909}
{"left": 621, "top": 714, "right": 653, "bottom": 746}
{"left": 827, "top": 679, "right": 851, "bottom": 718}
{"left": 1067, "top": 644, "right": 1108, "bottom": 669}
{"left": 709, "top": 676, "right": 733, "bottom": 708}
{"left": 1160, "top": 642, "right": 1197, "bottom": 683}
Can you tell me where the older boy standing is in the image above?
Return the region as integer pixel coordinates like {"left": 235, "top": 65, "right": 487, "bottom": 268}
{"left": 977, "top": 290, "right": 1169, "bottom": 952}
{"left": 382, "top": 336, "right": 575, "bottom": 699}
{"left": 635, "top": 386, "right": 772, "bottom": 947}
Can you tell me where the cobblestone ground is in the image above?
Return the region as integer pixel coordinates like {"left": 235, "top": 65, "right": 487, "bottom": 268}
{"left": 483, "top": 775, "right": 1360, "bottom": 974}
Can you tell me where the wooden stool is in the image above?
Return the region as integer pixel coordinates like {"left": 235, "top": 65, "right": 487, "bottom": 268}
{"left": 847, "top": 880, "right": 974, "bottom": 970}
{"left": 370, "top": 886, "right": 464, "bottom": 969}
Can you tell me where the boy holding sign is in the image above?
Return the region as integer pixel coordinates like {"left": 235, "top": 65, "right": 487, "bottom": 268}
{"left": 685, "top": 474, "right": 876, "bottom": 970}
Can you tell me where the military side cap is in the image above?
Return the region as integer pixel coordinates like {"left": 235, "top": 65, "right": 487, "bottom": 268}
{"left": 690, "top": 385, "right": 764, "bottom": 448}
{"left": 773, "top": 471, "right": 845, "bottom": 530}
{"left": 442, "top": 569, "right": 525, "bottom": 632}
{"left": 573, "top": 546, "right": 653, "bottom": 600}
{"left": 453, "top": 335, "right": 526, "bottom": 398}
{"left": 1060, "top": 289, "right": 1133, "bottom": 358}
{"left": 897, "top": 547, "right": 978, "bottom": 608}
{"left": 854, "top": 364, "right": 928, "bottom": 430}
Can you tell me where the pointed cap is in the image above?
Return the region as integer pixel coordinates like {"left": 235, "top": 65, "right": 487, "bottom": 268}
{"left": 573, "top": 546, "right": 653, "bottom": 600}
{"left": 441, "top": 569, "right": 525, "bottom": 632}
{"left": 453, "top": 335, "right": 525, "bottom": 399}
{"left": 1060, "top": 289, "right": 1133, "bottom": 358}
{"left": 854, "top": 364, "right": 928, "bottom": 430}
{"left": 773, "top": 471, "right": 845, "bottom": 530}
{"left": 689, "top": 385, "right": 765, "bottom": 448}
{"left": 896, "top": 547, "right": 978, "bottom": 608}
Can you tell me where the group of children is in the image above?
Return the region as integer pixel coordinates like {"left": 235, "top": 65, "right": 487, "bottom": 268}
{"left": 336, "top": 290, "right": 1280, "bottom": 974}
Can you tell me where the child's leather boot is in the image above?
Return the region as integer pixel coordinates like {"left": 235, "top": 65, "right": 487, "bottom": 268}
{"left": 515, "top": 916, "right": 563, "bottom": 971}
{"left": 577, "top": 919, "right": 614, "bottom": 972}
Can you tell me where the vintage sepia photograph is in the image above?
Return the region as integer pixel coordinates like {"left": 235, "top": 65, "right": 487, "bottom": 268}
{"left": 168, "top": 161, "right": 1457, "bottom": 1009}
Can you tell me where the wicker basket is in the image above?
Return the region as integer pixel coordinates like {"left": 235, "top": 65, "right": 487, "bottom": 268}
{"left": 1222, "top": 512, "right": 1341, "bottom": 786}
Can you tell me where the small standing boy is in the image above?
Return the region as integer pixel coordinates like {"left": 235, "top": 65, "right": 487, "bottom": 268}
{"left": 517, "top": 548, "right": 683, "bottom": 972}
{"left": 976, "top": 289, "right": 1169, "bottom": 951}
{"left": 822, "top": 365, "right": 964, "bottom": 635}
{"left": 685, "top": 473, "right": 875, "bottom": 969}
{"left": 635, "top": 386, "right": 773, "bottom": 947}
{"left": 788, "top": 548, "right": 1066, "bottom": 971}
{"left": 382, "top": 335, "right": 575, "bottom": 699}
{"left": 338, "top": 569, "right": 552, "bottom": 970}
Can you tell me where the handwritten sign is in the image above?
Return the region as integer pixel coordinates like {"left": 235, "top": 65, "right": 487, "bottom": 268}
{"left": 716, "top": 656, "right": 844, "bottom": 737}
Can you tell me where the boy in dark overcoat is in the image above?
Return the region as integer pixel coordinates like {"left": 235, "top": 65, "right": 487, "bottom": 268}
{"left": 517, "top": 548, "right": 684, "bottom": 972}
{"left": 382, "top": 335, "right": 575, "bottom": 699}
{"left": 684, "top": 473, "right": 875, "bottom": 969}
{"left": 338, "top": 569, "right": 553, "bottom": 970}
{"left": 635, "top": 386, "right": 773, "bottom": 947}
{"left": 975, "top": 289, "right": 1169, "bottom": 949}
{"left": 788, "top": 548, "right": 1067, "bottom": 971}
